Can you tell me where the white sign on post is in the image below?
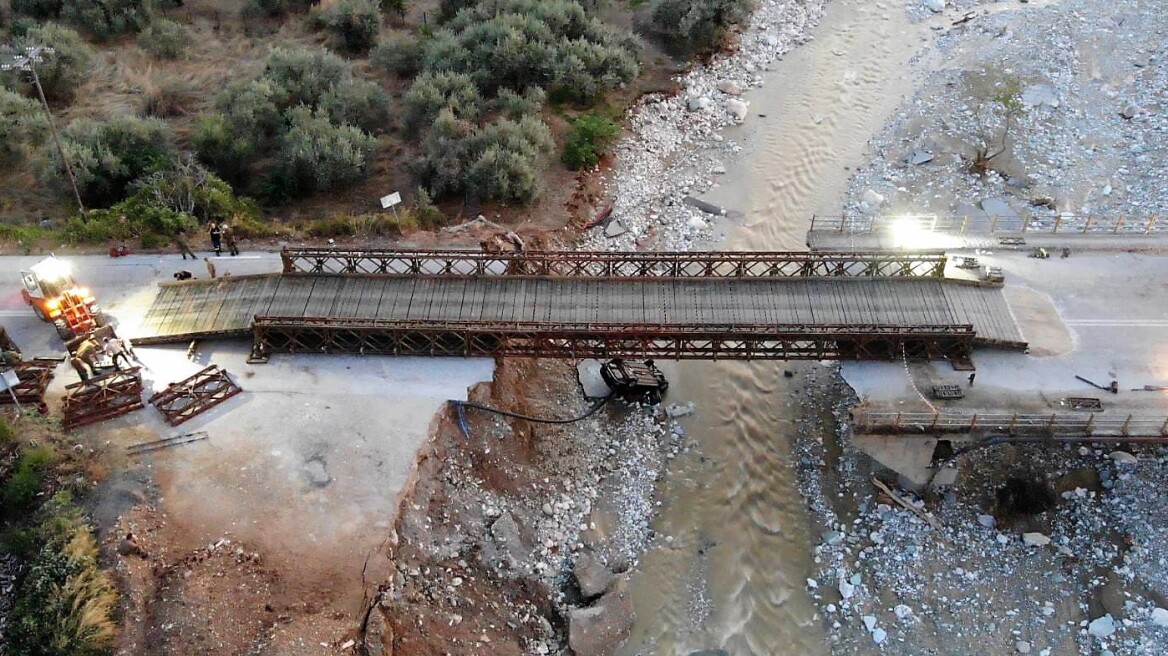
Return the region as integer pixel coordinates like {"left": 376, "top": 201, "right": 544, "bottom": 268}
{"left": 0, "top": 368, "right": 21, "bottom": 412}
{"left": 380, "top": 192, "right": 402, "bottom": 209}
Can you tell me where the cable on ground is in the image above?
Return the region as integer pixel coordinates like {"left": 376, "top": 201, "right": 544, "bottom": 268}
{"left": 451, "top": 395, "right": 613, "bottom": 439}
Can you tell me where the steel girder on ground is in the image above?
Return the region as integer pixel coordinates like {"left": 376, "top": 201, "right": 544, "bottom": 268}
{"left": 852, "top": 411, "right": 1168, "bottom": 437}
{"left": 280, "top": 248, "right": 948, "bottom": 279}
{"left": 61, "top": 368, "right": 144, "bottom": 430}
{"left": 251, "top": 316, "right": 975, "bottom": 363}
{"left": 149, "top": 365, "right": 242, "bottom": 426}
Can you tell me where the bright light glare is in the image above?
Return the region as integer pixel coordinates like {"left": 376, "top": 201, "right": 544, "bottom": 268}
{"left": 30, "top": 256, "right": 71, "bottom": 282}
{"left": 888, "top": 216, "right": 936, "bottom": 250}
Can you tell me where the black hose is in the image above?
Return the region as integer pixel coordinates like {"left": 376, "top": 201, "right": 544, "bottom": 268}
{"left": 452, "top": 394, "right": 613, "bottom": 425}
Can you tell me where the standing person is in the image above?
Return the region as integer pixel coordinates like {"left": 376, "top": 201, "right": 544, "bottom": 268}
{"left": 223, "top": 222, "right": 239, "bottom": 256}
{"left": 968, "top": 372, "right": 976, "bottom": 387}
{"left": 208, "top": 221, "right": 223, "bottom": 255}
{"left": 69, "top": 356, "right": 89, "bottom": 383}
{"left": 205, "top": 257, "right": 217, "bottom": 279}
{"left": 175, "top": 230, "right": 196, "bottom": 260}
{"left": 103, "top": 336, "right": 132, "bottom": 371}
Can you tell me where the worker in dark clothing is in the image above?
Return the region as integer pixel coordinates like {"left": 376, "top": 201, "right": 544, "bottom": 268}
{"left": 968, "top": 372, "right": 976, "bottom": 387}
{"left": 173, "top": 270, "right": 194, "bottom": 281}
{"left": 175, "top": 230, "right": 196, "bottom": 260}
{"left": 223, "top": 223, "right": 239, "bottom": 256}
{"left": 208, "top": 221, "right": 223, "bottom": 255}
{"left": 69, "top": 356, "right": 89, "bottom": 382}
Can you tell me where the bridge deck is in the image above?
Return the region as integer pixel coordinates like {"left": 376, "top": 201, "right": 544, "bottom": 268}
{"left": 135, "top": 275, "right": 1024, "bottom": 347}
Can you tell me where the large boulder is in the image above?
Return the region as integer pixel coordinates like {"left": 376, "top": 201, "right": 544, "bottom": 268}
{"left": 569, "top": 576, "right": 635, "bottom": 656}
{"left": 574, "top": 552, "right": 615, "bottom": 599}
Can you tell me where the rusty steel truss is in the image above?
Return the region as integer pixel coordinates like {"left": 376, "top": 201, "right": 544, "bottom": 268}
{"left": 280, "top": 248, "right": 948, "bottom": 279}
{"left": 0, "top": 361, "right": 56, "bottom": 405}
{"left": 251, "top": 316, "right": 975, "bottom": 363}
{"left": 149, "top": 365, "right": 243, "bottom": 426}
{"left": 61, "top": 368, "right": 144, "bottom": 430}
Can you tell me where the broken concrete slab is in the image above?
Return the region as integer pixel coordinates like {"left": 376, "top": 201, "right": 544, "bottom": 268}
{"left": 1021, "top": 84, "right": 1060, "bottom": 109}
{"left": 910, "top": 149, "right": 935, "bottom": 165}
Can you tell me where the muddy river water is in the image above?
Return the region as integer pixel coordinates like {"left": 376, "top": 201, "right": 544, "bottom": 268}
{"left": 619, "top": 1, "right": 935, "bottom": 653}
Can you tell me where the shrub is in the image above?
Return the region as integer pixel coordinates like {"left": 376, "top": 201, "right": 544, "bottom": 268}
{"left": 137, "top": 18, "right": 195, "bottom": 60}
{"left": 438, "top": 0, "right": 474, "bottom": 22}
{"left": 413, "top": 186, "right": 443, "bottom": 227}
{"left": 53, "top": 115, "right": 177, "bottom": 208}
{"left": 380, "top": 0, "right": 405, "bottom": 17}
{"left": 370, "top": 33, "right": 422, "bottom": 76}
{"left": 320, "top": 78, "right": 391, "bottom": 133}
{"left": 416, "top": 111, "right": 552, "bottom": 203}
{"left": 242, "top": 0, "right": 311, "bottom": 19}
{"left": 649, "top": 0, "right": 753, "bottom": 56}
{"left": 60, "top": 0, "right": 149, "bottom": 40}
{"left": 319, "top": 0, "right": 382, "bottom": 55}
{"left": 490, "top": 86, "right": 546, "bottom": 119}
{"left": 6, "top": 23, "right": 94, "bottom": 104}
{"left": 421, "top": 0, "right": 640, "bottom": 102}
{"left": 402, "top": 70, "right": 481, "bottom": 133}
{"left": 0, "top": 417, "right": 12, "bottom": 444}
{"left": 276, "top": 107, "right": 376, "bottom": 196}
{"left": 11, "top": 0, "right": 60, "bottom": 19}
{"left": 6, "top": 513, "right": 117, "bottom": 656}
{"left": 562, "top": 113, "right": 620, "bottom": 170}
{"left": 216, "top": 78, "right": 284, "bottom": 137}
{"left": 0, "top": 88, "right": 48, "bottom": 162}
{"left": 264, "top": 46, "right": 352, "bottom": 108}
{"left": 2, "top": 446, "right": 54, "bottom": 521}
{"left": 192, "top": 113, "right": 258, "bottom": 184}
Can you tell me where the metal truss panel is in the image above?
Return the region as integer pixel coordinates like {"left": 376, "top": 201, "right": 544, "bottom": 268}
{"left": 148, "top": 365, "right": 243, "bottom": 426}
{"left": 62, "top": 368, "right": 144, "bottom": 430}
{"left": 280, "top": 249, "right": 948, "bottom": 279}
{"left": 252, "top": 316, "right": 975, "bottom": 363}
{"left": 0, "top": 362, "right": 56, "bottom": 405}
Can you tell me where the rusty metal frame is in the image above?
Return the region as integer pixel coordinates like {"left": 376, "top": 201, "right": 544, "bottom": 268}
{"left": 148, "top": 365, "right": 242, "bottom": 426}
{"left": 852, "top": 411, "right": 1168, "bottom": 437}
{"left": 61, "top": 368, "right": 144, "bottom": 430}
{"left": 280, "top": 248, "right": 948, "bottom": 279}
{"left": 252, "top": 316, "right": 975, "bottom": 362}
{"left": 0, "top": 361, "right": 56, "bottom": 405}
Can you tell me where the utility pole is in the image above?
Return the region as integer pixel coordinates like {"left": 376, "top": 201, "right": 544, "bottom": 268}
{"left": 2, "top": 45, "right": 87, "bottom": 221}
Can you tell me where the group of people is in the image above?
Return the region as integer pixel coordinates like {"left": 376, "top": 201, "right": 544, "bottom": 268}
{"left": 175, "top": 221, "right": 240, "bottom": 260}
{"left": 68, "top": 334, "right": 139, "bottom": 383}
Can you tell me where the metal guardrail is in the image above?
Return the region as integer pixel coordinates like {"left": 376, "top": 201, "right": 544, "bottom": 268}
{"left": 853, "top": 411, "right": 1168, "bottom": 437}
{"left": 280, "top": 248, "right": 949, "bottom": 278}
{"left": 251, "top": 317, "right": 975, "bottom": 363}
{"left": 810, "top": 214, "right": 1165, "bottom": 236}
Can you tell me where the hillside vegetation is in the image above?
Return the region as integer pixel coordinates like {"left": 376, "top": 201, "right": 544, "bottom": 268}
{"left": 0, "top": 0, "right": 753, "bottom": 247}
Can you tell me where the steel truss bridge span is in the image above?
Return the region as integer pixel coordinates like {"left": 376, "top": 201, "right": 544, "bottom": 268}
{"left": 280, "top": 248, "right": 949, "bottom": 279}
{"left": 249, "top": 317, "right": 976, "bottom": 362}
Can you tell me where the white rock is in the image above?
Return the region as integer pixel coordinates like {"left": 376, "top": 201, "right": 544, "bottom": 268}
{"left": 839, "top": 579, "right": 855, "bottom": 600}
{"left": 806, "top": 578, "right": 818, "bottom": 589}
{"left": 863, "top": 615, "right": 877, "bottom": 631}
{"left": 1151, "top": 607, "right": 1168, "bottom": 627}
{"left": 686, "top": 216, "right": 707, "bottom": 231}
{"left": 872, "top": 627, "right": 887, "bottom": 644}
{"left": 978, "top": 514, "right": 997, "bottom": 528}
{"left": 1017, "top": 641, "right": 1031, "bottom": 654}
{"left": 1088, "top": 615, "right": 1116, "bottom": 638}
{"left": 687, "top": 96, "right": 711, "bottom": 112}
{"left": 894, "top": 604, "right": 913, "bottom": 619}
{"left": 1022, "top": 532, "right": 1051, "bottom": 547}
{"left": 1109, "top": 451, "right": 1138, "bottom": 465}
{"left": 717, "top": 80, "right": 743, "bottom": 96}
{"left": 725, "top": 99, "right": 749, "bottom": 121}
{"left": 862, "top": 189, "right": 885, "bottom": 207}
{"left": 922, "top": 0, "right": 945, "bottom": 12}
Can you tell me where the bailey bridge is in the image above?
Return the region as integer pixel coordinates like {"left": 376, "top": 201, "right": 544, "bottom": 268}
{"left": 130, "top": 249, "right": 1026, "bottom": 363}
